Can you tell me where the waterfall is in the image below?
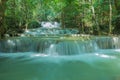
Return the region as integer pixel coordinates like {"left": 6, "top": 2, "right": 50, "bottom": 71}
{"left": 41, "top": 21, "right": 61, "bottom": 28}
{"left": 95, "top": 36, "right": 120, "bottom": 49}
{"left": 1, "top": 36, "right": 120, "bottom": 80}
{"left": 0, "top": 36, "right": 120, "bottom": 55}
{"left": 0, "top": 36, "right": 98, "bottom": 55}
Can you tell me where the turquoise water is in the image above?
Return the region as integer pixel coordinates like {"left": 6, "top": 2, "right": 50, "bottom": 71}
{"left": 1, "top": 36, "right": 120, "bottom": 80}
{"left": 0, "top": 50, "right": 120, "bottom": 80}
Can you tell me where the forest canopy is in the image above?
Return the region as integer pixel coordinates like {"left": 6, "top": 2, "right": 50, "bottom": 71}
{"left": 0, "top": 0, "right": 120, "bottom": 38}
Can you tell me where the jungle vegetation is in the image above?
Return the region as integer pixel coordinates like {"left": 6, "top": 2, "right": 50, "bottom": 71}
{"left": 0, "top": 0, "right": 120, "bottom": 38}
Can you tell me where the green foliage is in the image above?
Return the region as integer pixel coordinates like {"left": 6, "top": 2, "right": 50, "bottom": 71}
{"left": 0, "top": 0, "right": 120, "bottom": 37}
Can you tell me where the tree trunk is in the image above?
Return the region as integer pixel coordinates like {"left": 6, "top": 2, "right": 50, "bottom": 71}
{"left": 81, "top": 0, "right": 85, "bottom": 34}
{"left": 89, "top": 0, "right": 100, "bottom": 35}
{"left": 109, "top": 0, "right": 112, "bottom": 34}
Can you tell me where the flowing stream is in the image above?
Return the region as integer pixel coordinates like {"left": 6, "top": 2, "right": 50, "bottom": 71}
{"left": 0, "top": 36, "right": 120, "bottom": 80}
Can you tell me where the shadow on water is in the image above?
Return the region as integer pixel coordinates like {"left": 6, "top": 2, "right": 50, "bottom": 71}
{"left": 1, "top": 36, "right": 120, "bottom": 80}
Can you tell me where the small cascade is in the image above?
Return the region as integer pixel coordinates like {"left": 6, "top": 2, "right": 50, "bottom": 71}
{"left": 55, "top": 40, "right": 98, "bottom": 55}
{"left": 95, "top": 36, "right": 120, "bottom": 49}
{"left": 0, "top": 36, "right": 98, "bottom": 55}
{"left": 41, "top": 21, "right": 61, "bottom": 28}
{"left": 112, "top": 37, "right": 120, "bottom": 48}
{"left": 45, "top": 44, "right": 58, "bottom": 55}
{"left": 0, "top": 38, "right": 57, "bottom": 53}
{"left": 24, "top": 28, "right": 79, "bottom": 36}
{"left": 22, "top": 21, "right": 79, "bottom": 36}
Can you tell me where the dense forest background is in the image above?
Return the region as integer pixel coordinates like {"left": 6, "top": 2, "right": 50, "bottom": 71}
{"left": 0, "top": 0, "right": 120, "bottom": 38}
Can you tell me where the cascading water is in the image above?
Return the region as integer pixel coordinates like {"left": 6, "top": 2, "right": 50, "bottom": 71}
{"left": 0, "top": 36, "right": 98, "bottom": 55}
{"left": 95, "top": 36, "right": 120, "bottom": 49}
{"left": 23, "top": 21, "right": 79, "bottom": 36}
{"left": 1, "top": 25, "right": 120, "bottom": 80}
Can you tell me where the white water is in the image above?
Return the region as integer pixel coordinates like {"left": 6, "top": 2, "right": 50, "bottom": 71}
{"left": 41, "top": 21, "right": 61, "bottom": 28}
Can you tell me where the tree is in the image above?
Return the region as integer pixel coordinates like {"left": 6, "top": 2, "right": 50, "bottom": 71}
{"left": 114, "top": 0, "right": 120, "bottom": 33}
{"left": 0, "top": 0, "right": 120, "bottom": 37}
{"left": 0, "top": 0, "right": 8, "bottom": 38}
{"left": 109, "top": 0, "right": 112, "bottom": 34}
